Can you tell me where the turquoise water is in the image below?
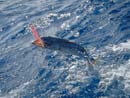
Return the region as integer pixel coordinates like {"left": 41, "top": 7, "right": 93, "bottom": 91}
{"left": 0, "top": 0, "right": 130, "bottom": 98}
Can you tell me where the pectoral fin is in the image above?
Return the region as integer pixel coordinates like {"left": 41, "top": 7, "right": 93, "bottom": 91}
{"left": 32, "top": 39, "right": 44, "bottom": 48}
{"left": 31, "top": 25, "right": 45, "bottom": 48}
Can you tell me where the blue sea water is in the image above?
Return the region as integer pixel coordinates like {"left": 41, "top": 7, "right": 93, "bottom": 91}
{"left": 0, "top": 0, "right": 130, "bottom": 98}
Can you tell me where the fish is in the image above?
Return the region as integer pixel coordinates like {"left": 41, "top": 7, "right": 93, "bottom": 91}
{"left": 31, "top": 25, "right": 96, "bottom": 69}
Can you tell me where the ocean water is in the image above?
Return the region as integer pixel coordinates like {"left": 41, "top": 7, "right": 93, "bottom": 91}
{"left": 0, "top": 0, "right": 130, "bottom": 98}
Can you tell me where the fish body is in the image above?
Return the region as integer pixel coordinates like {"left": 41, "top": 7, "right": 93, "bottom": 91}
{"left": 31, "top": 26, "right": 95, "bottom": 69}
{"left": 33, "top": 36, "right": 95, "bottom": 68}
{"left": 42, "top": 37, "right": 88, "bottom": 57}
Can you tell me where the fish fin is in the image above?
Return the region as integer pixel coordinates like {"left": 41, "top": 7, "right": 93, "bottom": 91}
{"left": 32, "top": 39, "right": 44, "bottom": 48}
{"left": 31, "top": 25, "right": 45, "bottom": 48}
{"left": 91, "top": 57, "right": 101, "bottom": 65}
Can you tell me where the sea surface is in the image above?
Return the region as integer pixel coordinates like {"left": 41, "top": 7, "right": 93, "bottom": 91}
{"left": 0, "top": 0, "right": 130, "bottom": 98}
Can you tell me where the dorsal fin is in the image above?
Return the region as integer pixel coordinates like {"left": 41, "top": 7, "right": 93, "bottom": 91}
{"left": 31, "top": 25, "right": 44, "bottom": 48}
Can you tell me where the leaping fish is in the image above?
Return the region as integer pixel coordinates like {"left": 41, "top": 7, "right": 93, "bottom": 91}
{"left": 31, "top": 25, "right": 96, "bottom": 69}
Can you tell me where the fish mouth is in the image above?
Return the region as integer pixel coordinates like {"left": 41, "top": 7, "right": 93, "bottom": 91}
{"left": 32, "top": 39, "right": 45, "bottom": 48}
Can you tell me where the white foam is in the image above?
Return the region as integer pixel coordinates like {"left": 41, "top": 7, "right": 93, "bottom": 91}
{"left": 48, "top": 13, "right": 58, "bottom": 17}
{"left": 99, "top": 59, "right": 130, "bottom": 92}
{"left": 0, "top": 80, "right": 34, "bottom": 98}
{"left": 60, "top": 22, "right": 70, "bottom": 29}
{"left": 106, "top": 40, "right": 130, "bottom": 52}
{"left": 119, "top": 40, "right": 130, "bottom": 50}
{"left": 58, "top": 13, "right": 71, "bottom": 19}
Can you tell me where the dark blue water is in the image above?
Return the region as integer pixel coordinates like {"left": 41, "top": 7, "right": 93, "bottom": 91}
{"left": 0, "top": 0, "right": 130, "bottom": 98}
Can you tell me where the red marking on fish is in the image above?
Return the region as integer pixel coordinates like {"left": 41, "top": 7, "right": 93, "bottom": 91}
{"left": 31, "top": 25, "right": 44, "bottom": 47}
